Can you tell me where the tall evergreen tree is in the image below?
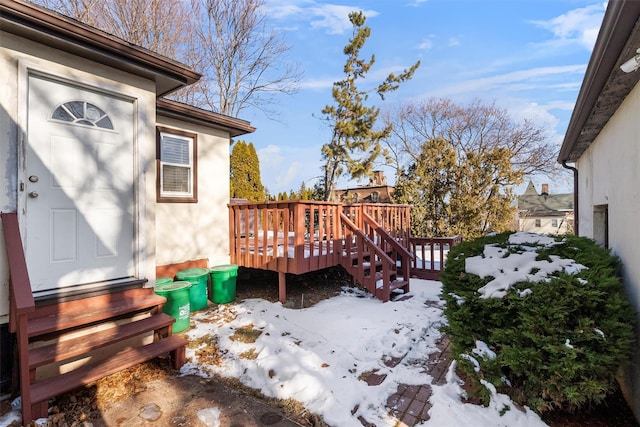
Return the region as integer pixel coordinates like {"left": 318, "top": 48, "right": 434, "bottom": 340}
{"left": 230, "top": 140, "right": 265, "bottom": 201}
{"left": 320, "top": 11, "right": 419, "bottom": 200}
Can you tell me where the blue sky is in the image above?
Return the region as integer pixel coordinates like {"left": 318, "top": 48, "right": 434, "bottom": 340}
{"left": 242, "top": 0, "right": 606, "bottom": 196}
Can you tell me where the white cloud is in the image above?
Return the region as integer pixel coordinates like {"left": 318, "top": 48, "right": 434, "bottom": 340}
{"left": 417, "top": 37, "right": 434, "bottom": 50}
{"left": 265, "top": 0, "right": 379, "bottom": 35}
{"left": 430, "top": 64, "right": 586, "bottom": 97}
{"left": 299, "top": 77, "right": 336, "bottom": 90}
{"left": 529, "top": 3, "right": 606, "bottom": 51}
{"left": 258, "top": 144, "right": 323, "bottom": 193}
{"left": 448, "top": 37, "right": 461, "bottom": 47}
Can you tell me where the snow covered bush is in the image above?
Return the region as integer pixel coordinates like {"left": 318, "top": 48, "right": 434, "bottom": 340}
{"left": 440, "top": 231, "right": 634, "bottom": 413}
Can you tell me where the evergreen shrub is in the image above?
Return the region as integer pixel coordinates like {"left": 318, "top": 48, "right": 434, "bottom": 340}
{"left": 441, "top": 231, "right": 635, "bottom": 413}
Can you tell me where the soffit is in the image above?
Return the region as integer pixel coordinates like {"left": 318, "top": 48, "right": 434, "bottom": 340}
{"left": 1, "top": 0, "right": 201, "bottom": 97}
{"left": 559, "top": 0, "right": 640, "bottom": 163}
{"left": 156, "top": 98, "right": 256, "bottom": 138}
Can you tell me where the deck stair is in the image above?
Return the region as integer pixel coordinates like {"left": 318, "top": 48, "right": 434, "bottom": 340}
{"left": 1, "top": 212, "right": 188, "bottom": 424}
{"left": 339, "top": 212, "right": 411, "bottom": 302}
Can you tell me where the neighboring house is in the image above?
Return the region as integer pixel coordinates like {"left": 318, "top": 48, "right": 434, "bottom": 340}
{"left": 516, "top": 181, "right": 574, "bottom": 235}
{"left": 558, "top": 0, "right": 640, "bottom": 420}
{"left": 333, "top": 170, "right": 394, "bottom": 203}
{"left": 0, "top": 0, "right": 254, "bottom": 395}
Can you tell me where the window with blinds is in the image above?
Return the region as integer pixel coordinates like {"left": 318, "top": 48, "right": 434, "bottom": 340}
{"left": 157, "top": 127, "right": 197, "bottom": 202}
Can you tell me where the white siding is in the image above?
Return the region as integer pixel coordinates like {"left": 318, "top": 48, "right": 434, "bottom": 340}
{"left": 155, "top": 116, "right": 232, "bottom": 269}
{"left": 0, "top": 32, "right": 157, "bottom": 322}
{"left": 576, "top": 80, "right": 640, "bottom": 415}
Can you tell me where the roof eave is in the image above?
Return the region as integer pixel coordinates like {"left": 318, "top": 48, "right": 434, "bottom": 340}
{"left": 558, "top": 0, "right": 640, "bottom": 163}
{"left": 156, "top": 98, "right": 256, "bottom": 137}
{"left": 1, "top": 0, "right": 201, "bottom": 97}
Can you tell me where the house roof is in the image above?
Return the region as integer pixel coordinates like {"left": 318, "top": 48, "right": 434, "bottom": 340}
{"left": 334, "top": 184, "right": 395, "bottom": 203}
{"left": 157, "top": 99, "right": 256, "bottom": 137}
{"left": 1, "top": 0, "right": 201, "bottom": 97}
{"left": 558, "top": 0, "right": 640, "bottom": 163}
{"left": 517, "top": 183, "right": 573, "bottom": 217}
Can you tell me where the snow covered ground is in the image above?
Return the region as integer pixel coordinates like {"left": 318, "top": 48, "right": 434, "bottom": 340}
{"left": 3, "top": 232, "right": 581, "bottom": 426}
{"left": 182, "top": 278, "right": 548, "bottom": 426}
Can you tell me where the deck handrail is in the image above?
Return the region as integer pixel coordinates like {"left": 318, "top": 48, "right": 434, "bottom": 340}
{"left": 340, "top": 212, "right": 395, "bottom": 298}
{"left": 362, "top": 211, "right": 413, "bottom": 283}
{"left": 409, "top": 235, "right": 463, "bottom": 280}
{"left": 2, "top": 212, "right": 36, "bottom": 423}
{"left": 1, "top": 212, "right": 35, "bottom": 332}
{"left": 228, "top": 200, "right": 413, "bottom": 302}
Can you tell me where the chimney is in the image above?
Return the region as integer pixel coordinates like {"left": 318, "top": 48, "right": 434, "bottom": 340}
{"left": 372, "top": 170, "right": 386, "bottom": 186}
{"left": 541, "top": 183, "right": 549, "bottom": 195}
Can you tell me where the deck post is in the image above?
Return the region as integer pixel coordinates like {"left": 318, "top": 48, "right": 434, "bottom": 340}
{"left": 278, "top": 272, "right": 286, "bottom": 304}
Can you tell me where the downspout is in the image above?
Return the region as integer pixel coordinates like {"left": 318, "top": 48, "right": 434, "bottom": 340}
{"left": 562, "top": 161, "right": 579, "bottom": 236}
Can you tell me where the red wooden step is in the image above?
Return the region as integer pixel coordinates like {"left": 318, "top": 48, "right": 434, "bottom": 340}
{"left": 29, "top": 313, "right": 176, "bottom": 369}
{"left": 29, "top": 334, "right": 187, "bottom": 405}
{"left": 27, "top": 289, "right": 166, "bottom": 338}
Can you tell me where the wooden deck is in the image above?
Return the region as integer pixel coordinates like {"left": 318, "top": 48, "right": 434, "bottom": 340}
{"left": 228, "top": 201, "right": 461, "bottom": 302}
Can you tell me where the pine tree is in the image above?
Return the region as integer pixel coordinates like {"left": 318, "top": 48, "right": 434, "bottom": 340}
{"left": 320, "top": 11, "right": 419, "bottom": 200}
{"left": 230, "top": 140, "right": 265, "bottom": 201}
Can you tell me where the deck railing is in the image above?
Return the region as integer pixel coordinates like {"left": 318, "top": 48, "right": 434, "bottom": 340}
{"left": 228, "top": 201, "right": 412, "bottom": 276}
{"left": 228, "top": 200, "right": 460, "bottom": 301}
{"left": 409, "top": 235, "right": 463, "bottom": 280}
{"left": 229, "top": 201, "right": 345, "bottom": 275}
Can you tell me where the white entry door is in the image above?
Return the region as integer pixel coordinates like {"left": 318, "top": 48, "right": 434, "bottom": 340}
{"left": 25, "top": 74, "right": 136, "bottom": 295}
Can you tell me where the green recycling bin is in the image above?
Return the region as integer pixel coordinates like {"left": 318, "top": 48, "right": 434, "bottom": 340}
{"left": 210, "top": 264, "right": 238, "bottom": 304}
{"left": 155, "top": 277, "right": 173, "bottom": 286}
{"left": 176, "top": 267, "right": 210, "bottom": 312}
{"left": 154, "top": 281, "right": 191, "bottom": 333}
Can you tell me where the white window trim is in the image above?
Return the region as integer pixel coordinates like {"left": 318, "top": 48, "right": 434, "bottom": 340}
{"left": 157, "top": 127, "right": 198, "bottom": 203}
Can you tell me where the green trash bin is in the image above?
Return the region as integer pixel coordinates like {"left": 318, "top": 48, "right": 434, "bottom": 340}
{"left": 155, "top": 277, "right": 173, "bottom": 286}
{"left": 210, "top": 264, "right": 238, "bottom": 304}
{"left": 176, "top": 267, "right": 210, "bottom": 312}
{"left": 154, "top": 281, "right": 191, "bottom": 333}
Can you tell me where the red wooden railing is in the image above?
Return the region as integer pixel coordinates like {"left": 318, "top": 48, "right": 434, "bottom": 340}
{"left": 2, "top": 212, "right": 37, "bottom": 422}
{"left": 228, "top": 201, "right": 461, "bottom": 301}
{"left": 409, "top": 235, "right": 463, "bottom": 280}
{"left": 228, "top": 201, "right": 413, "bottom": 302}
{"left": 339, "top": 212, "right": 397, "bottom": 301}
{"left": 362, "top": 211, "right": 412, "bottom": 283}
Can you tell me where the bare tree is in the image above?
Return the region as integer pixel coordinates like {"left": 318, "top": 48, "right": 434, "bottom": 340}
{"left": 383, "top": 98, "right": 557, "bottom": 180}
{"left": 33, "top": 0, "right": 301, "bottom": 118}
{"left": 35, "top": 0, "right": 190, "bottom": 59}
{"left": 387, "top": 98, "right": 559, "bottom": 238}
{"left": 103, "top": 0, "right": 191, "bottom": 59}
{"left": 182, "top": 0, "right": 302, "bottom": 117}
{"left": 36, "top": 0, "right": 106, "bottom": 28}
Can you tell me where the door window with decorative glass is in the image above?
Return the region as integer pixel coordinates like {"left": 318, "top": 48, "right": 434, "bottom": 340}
{"left": 157, "top": 127, "right": 197, "bottom": 202}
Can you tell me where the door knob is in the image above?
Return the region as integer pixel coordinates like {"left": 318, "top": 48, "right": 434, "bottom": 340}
{"left": 29, "top": 175, "right": 39, "bottom": 183}
{"left": 29, "top": 191, "right": 39, "bottom": 198}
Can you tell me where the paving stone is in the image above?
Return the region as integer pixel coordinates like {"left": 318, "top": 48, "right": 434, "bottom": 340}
{"left": 405, "top": 385, "right": 420, "bottom": 396}
{"left": 398, "top": 412, "right": 417, "bottom": 426}
{"left": 407, "top": 399, "right": 425, "bottom": 417}
{"left": 365, "top": 371, "right": 387, "bottom": 386}
{"left": 395, "top": 396, "right": 412, "bottom": 412}
{"left": 386, "top": 393, "right": 401, "bottom": 407}
{"left": 415, "top": 386, "right": 432, "bottom": 403}
{"left": 384, "top": 354, "right": 406, "bottom": 368}
{"left": 396, "top": 383, "right": 409, "bottom": 395}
